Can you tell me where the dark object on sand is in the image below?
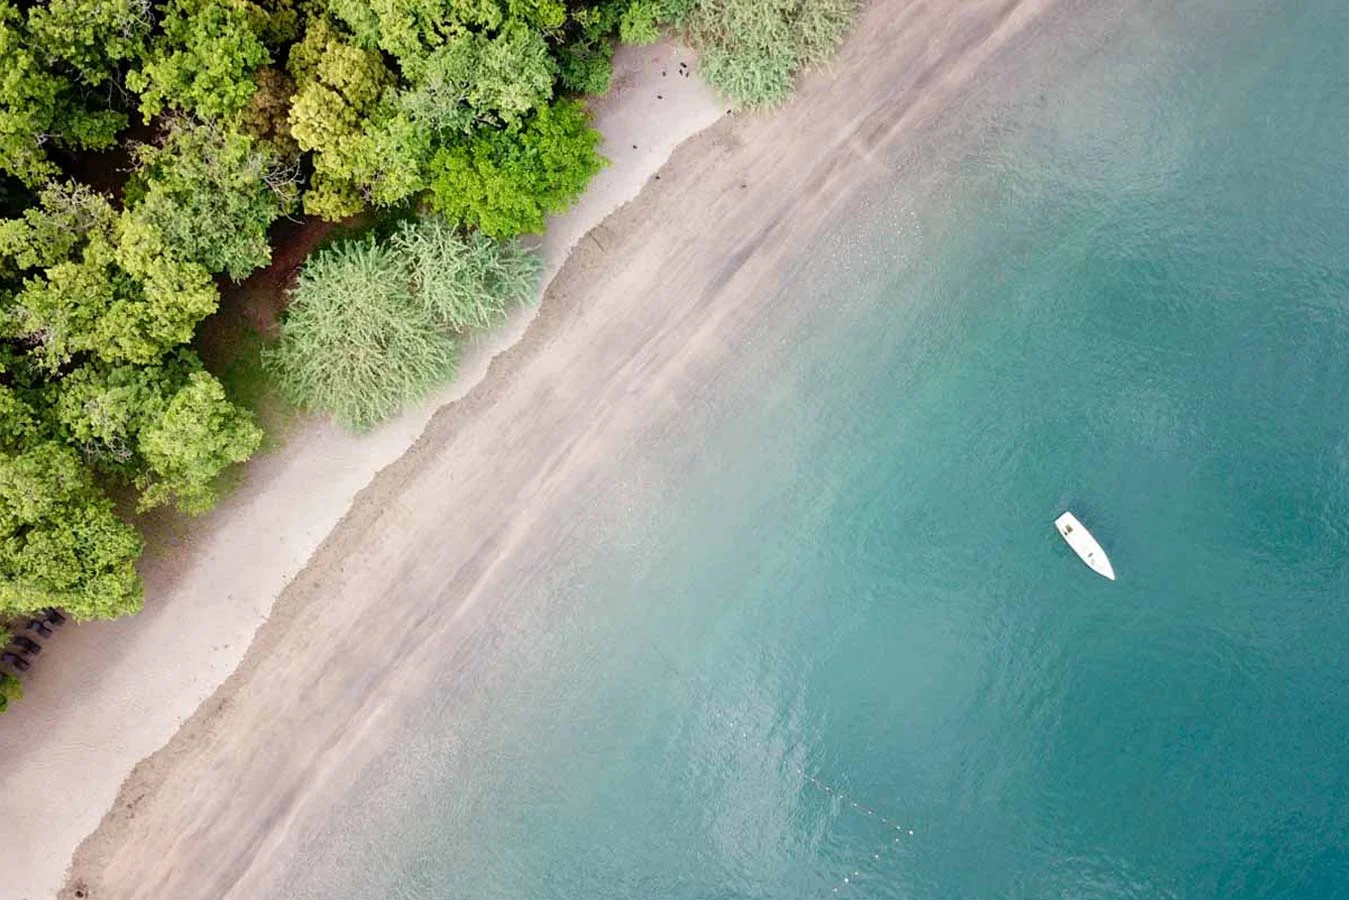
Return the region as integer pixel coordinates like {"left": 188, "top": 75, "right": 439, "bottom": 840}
{"left": 1, "top": 652, "right": 31, "bottom": 672}
{"left": 26, "top": 619, "right": 53, "bottom": 638}
{"left": 11, "top": 636, "right": 41, "bottom": 655}
{"left": 42, "top": 609, "right": 66, "bottom": 626}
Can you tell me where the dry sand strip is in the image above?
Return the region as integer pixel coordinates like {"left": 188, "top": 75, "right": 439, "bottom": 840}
{"left": 48, "top": 0, "right": 1059, "bottom": 897}
{"left": 0, "top": 42, "right": 722, "bottom": 900}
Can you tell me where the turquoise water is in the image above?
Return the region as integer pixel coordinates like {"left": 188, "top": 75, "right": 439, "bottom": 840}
{"left": 277, "top": 0, "right": 1349, "bottom": 897}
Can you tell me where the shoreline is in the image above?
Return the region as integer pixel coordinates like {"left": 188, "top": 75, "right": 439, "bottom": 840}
{"left": 0, "top": 41, "right": 723, "bottom": 900}
{"left": 2, "top": 0, "right": 1065, "bottom": 894}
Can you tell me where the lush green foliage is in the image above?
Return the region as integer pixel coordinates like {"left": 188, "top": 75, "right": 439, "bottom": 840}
{"left": 0, "top": 2, "right": 126, "bottom": 185}
{"left": 0, "top": 671, "right": 20, "bottom": 713}
{"left": 286, "top": 16, "right": 400, "bottom": 218}
{"left": 265, "top": 217, "right": 538, "bottom": 428}
{"left": 0, "top": 439, "right": 144, "bottom": 619}
{"left": 619, "top": 1, "right": 664, "bottom": 44}
{"left": 681, "top": 0, "right": 855, "bottom": 106}
{"left": 286, "top": 9, "right": 595, "bottom": 224}
{"left": 429, "top": 99, "right": 604, "bottom": 237}
{"left": 395, "top": 218, "right": 541, "bottom": 330}
{"left": 53, "top": 355, "right": 263, "bottom": 513}
{"left": 0, "top": 182, "right": 226, "bottom": 368}
{"left": 264, "top": 233, "right": 458, "bottom": 429}
{"left": 124, "top": 121, "right": 299, "bottom": 280}
{"left": 127, "top": 0, "right": 270, "bottom": 121}
{"left": 29, "top": 0, "right": 152, "bottom": 87}
{"left": 404, "top": 25, "right": 558, "bottom": 131}
{"left": 136, "top": 371, "right": 263, "bottom": 512}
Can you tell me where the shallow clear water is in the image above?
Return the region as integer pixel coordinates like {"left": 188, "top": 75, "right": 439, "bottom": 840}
{"left": 275, "top": 0, "right": 1349, "bottom": 896}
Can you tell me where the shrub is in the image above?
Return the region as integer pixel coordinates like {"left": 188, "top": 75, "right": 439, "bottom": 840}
{"left": 263, "top": 237, "right": 454, "bottom": 430}
{"left": 428, "top": 99, "right": 604, "bottom": 238}
{"left": 393, "top": 219, "right": 540, "bottom": 331}
{"left": 264, "top": 217, "right": 539, "bottom": 430}
{"left": 684, "top": 0, "right": 855, "bottom": 107}
{"left": 0, "top": 672, "right": 20, "bottom": 713}
{"left": 619, "top": 1, "right": 663, "bottom": 44}
{"left": 697, "top": 38, "right": 798, "bottom": 108}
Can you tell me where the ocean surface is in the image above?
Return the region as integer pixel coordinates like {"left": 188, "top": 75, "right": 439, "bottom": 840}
{"left": 273, "top": 0, "right": 1349, "bottom": 896}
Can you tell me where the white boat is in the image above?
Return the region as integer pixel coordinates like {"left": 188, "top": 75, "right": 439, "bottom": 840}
{"left": 1054, "top": 512, "right": 1115, "bottom": 581}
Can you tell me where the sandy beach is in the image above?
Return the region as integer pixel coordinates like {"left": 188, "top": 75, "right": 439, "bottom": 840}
{"left": 1, "top": 1, "right": 1059, "bottom": 896}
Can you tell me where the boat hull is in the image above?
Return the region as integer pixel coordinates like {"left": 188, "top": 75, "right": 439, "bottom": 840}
{"left": 1054, "top": 512, "right": 1116, "bottom": 580}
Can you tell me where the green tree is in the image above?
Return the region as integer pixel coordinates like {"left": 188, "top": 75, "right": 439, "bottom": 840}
{"left": 106, "top": 218, "right": 221, "bottom": 364}
{"left": 28, "top": 0, "right": 152, "bottom": 87}
{"left": 465, "top": 24, "right": 556, "bottom": 126}
{"left": 320, "top": 0, "right": 562, "bottom": 66}
{"left": 52, "top": 355, "right": 260, "bottom": 513}
{"left": 0, "top": 441, "right": 143, "bottom": 620}
{"left": 127, "top": 0, "right": 270, "bottom": 122}
{"left": 428, "top": 99, "right": 604, "bottom": 237}
{"left": 555, "top": 37, "right": 614, "bottom": 95}
{"left": 125, "top": 121, "right": 299, "bottom": 281}
{"left": 5, "top": 236, "right": 132, "bottom": 369}
{"left": 247, "top": 0, "right": 302, "bottom": 47}
{"left": 326, "top": 0, "right": 450, "bottom": 65}
{"left": 136, "top": 371, "right": 262, "bottom": 513}
{"left": 0, "top": 186, "right": 222, "bottom": 367}
{"left": 505, "top": 0, "right": 566, "bottom": 31}
{"left": 0, "top": 185, "right": 143, "bottom": 369}
{"left": 0, "top": 2, "right": 125, "bottom": 185}
{"left": 0, "top": 385, "right": 38, "bottom": 452}
{"left": 401, "top": 25, "right": 556, "bottom": 133}
{"left": 357, "top": 110, "right": 434, "bottom": 208}
{"left": 619, "top": 0, "right": 663, "bottom": 44}
{"left": 554, "top": 1, "right": 626, "bottom": 95}
{"left": 52, "top": 359, "right": 162, "bottom": 472}
{"left": 0, "top": 181, "right": 116, "bottom": 272}
{"left": 287, "top": 16, "right": 399, "bottom": 218}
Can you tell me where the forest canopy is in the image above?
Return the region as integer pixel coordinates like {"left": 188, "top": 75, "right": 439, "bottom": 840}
{"left": 0, "top": 0, "right": 649, "bottom": 628}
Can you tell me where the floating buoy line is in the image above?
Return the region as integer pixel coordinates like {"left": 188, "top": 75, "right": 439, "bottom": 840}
{"left": 792, "top": 765, "right": 917, "bottom": 895}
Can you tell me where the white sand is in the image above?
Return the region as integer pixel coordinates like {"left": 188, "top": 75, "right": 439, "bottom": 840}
{"left": 0, "top": 42, "right": 722, "bottom": 900}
